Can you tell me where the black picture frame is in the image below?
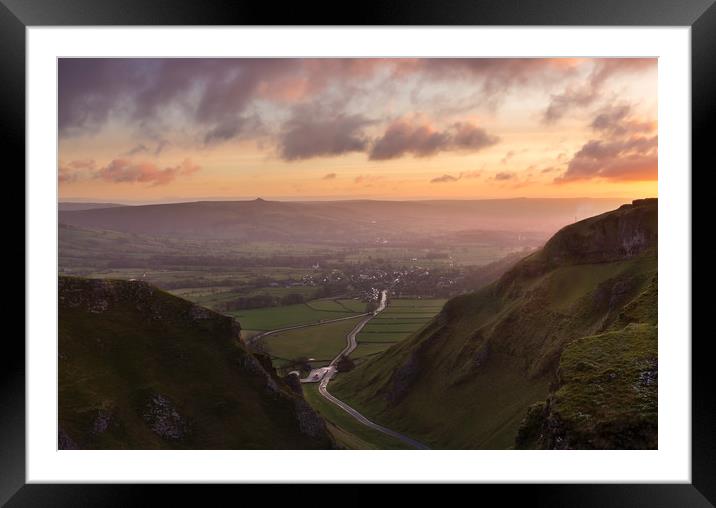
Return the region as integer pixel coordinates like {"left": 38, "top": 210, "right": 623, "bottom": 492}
{"left": 5, "top": 0, "right": 710, "bottom": 504}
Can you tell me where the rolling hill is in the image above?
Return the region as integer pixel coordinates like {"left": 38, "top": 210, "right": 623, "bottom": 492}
{"left": 58, "top": 202, "right": 128, "bottom": 211}
{"left": 58, "top": 197, "right": 629, "bottom": 243}
{"left": 58, "top": 276, "right": 334, "bottom": 449}
{"left": 330, "top": 198, "right": 658, "bottom": 449}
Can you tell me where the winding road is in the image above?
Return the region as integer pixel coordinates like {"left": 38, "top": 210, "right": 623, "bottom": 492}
{"left": 299, "top": 290, "right": 430, "bottom": 450}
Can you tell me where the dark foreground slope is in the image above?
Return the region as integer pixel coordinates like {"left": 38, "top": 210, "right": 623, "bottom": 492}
{"left": 331, "top": 199, "right": 657, "bottom": 449}
{"left": 58, "top": 277, "right": 333, "bottom": 449}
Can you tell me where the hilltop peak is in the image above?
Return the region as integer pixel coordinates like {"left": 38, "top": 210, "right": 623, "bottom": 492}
{"left": 520, "top": 199, "right": 657, "bottom": 272}
{"left": 618, "top": 197, "right": 657, "bottom": 210}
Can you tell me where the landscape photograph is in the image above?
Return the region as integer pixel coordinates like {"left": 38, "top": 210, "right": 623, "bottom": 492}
{"left": 57, "top": 57, "right": 658, "bottom": 450}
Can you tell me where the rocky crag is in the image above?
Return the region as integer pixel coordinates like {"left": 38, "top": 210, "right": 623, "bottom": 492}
{"left": 59, "top": 277, "right": 334, "bottom": 449}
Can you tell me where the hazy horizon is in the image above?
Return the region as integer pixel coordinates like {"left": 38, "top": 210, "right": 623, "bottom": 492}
{"left": 59, "top": 195, "right": 641, "bottom": 206}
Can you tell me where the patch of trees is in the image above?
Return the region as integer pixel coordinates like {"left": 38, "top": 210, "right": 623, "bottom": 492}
{"left": 313, "top": 280, "right": 351, "bottom": 299}
{"left": 335, "top": 356, "right": 355, "bottom": 372}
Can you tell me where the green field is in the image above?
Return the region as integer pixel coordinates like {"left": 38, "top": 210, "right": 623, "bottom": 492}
{"left": 336, "top": 299, "right": 369, "bottom": 313}
{"left": 253, "top": 297, "right": 446, "bottom": 369}
{"left": 306, "top": 299, "right": 364, "bottom": 313}
{"left": 352, "top": 298, "right": 446, "bottom": 360}
{"left": 262, "top": 317, "right": 362, "bottom": 367}
{"left": 228, "top": 301, "right": 362, "bottom": 331}
{"left": 354, "top": 331, "right": 408, "bottom": 343}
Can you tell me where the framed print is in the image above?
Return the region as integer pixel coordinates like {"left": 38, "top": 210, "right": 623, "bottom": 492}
{"left": 6, "top": 0, "right": 712, "bottom": 504}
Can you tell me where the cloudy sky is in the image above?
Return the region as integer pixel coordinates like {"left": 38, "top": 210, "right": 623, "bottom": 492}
{"left": 58, "top": 58, "right": 657, "bottom": 203}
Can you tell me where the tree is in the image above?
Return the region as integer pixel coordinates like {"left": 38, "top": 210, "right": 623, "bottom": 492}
{"left": 335, "top": 355, "right": 355, "bottom": 373}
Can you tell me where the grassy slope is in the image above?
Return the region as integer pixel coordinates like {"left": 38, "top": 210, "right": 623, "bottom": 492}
{"left": 553, "top": 324, "right": 656, "bottom": 448}
{"left": 59, "top": 276, "right": 333, "bottom": 450}
{"left": 331, "top": 200, "right": 657, "bottom": 449}
{"left": 517, "top": 277, "right": 658, "bottom": 449}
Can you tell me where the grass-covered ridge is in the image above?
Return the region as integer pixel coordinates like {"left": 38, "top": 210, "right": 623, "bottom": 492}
{"left": 516, "top": 274, "right": 658, "bottom": 449}
{"left": 517, "top": 323, "right": 657, "bottom": 449}
{"left": 331, "top": 199, "right": 658, "bottom": 449}
{"left": 58, "top": 276, "right": 334, "bottom": 449}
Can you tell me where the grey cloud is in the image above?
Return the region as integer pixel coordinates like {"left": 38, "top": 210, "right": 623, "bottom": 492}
{"left": 123, "top": 143, "right": 150, "bottom": 156}
{"left": 543, "top": 85, "right": 598, "bottom": 124}
{"left": 543, "top": 58, "right": 655, "bottom": 124}
{"left": 430, "top": 170, "right": 483, "bottom": 183}
{"left": 59, "top": 58, "right": 298, "bottom": 137}
{"left": 431, "top": 174, "right": 459, "bottom": 183}
{"left": 59, "top": 58, "right": 581, "bottom": 144}
{"left": 556, "top": 136, "right": 657, "bottom": 183}
{"left": 279, "top": 106, "right": 370, "bottom": 161}
{"left": 555, "top": 99, "right": 657, "bottom": 183}
{"left": 204, "top": 118, "right": 246, "bottom": 145}
{"left": 590, "top": 103, "right": 655, "bottom": 137}
{"left": 370, "top": 119, "right": 498, "bottom": 161}
{"left": 154, "top": 139, "right": 171, "bottom": 155}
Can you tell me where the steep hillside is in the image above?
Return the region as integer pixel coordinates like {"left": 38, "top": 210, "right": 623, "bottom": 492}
{"left": 58, "top": 277, "right": 333, "bottom": 449}
{"left": 516, "top": 272, "right": 657, "bottom": 449}
{"left": 331, "top": 199, "right": 657, "bottom": 449}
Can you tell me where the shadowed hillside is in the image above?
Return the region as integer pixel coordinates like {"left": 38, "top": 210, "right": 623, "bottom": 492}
{"left": 58, "top": 277, "right": 334, "bottom": 449}
{"left": 331, "top": 199, "right": 657, "bottom": 449}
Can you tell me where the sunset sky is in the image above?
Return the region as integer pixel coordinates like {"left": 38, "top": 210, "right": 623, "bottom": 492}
{"left": 58, "top": 58, "right": 657, "bottom": 203}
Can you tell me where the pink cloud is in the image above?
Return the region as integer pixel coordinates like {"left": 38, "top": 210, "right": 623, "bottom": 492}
{"left": 60, "top": 158, "right": 200, "bottom": 186}
{"left": 354, "top": 174, "right": 383, "bottom": 186}
{"left": 58, "top": 159, "right": 97, "bottom": 183}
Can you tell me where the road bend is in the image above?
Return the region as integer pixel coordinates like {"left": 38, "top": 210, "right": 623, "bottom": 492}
{"left": 302, "top": 289, "right": 430, "bottom": 450}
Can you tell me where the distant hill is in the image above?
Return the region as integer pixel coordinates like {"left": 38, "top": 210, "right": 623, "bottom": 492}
{"left": 58, "top": 198, "right": 629, "bottom": 243}
{"left": 59, "top": 202, "right": 128, "bottom": 211}
{"left": 331, "top": 199, "right": 657, "bottom": 449}
{"left": 58, "top": 276, "right": 334, "bottom": 449}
